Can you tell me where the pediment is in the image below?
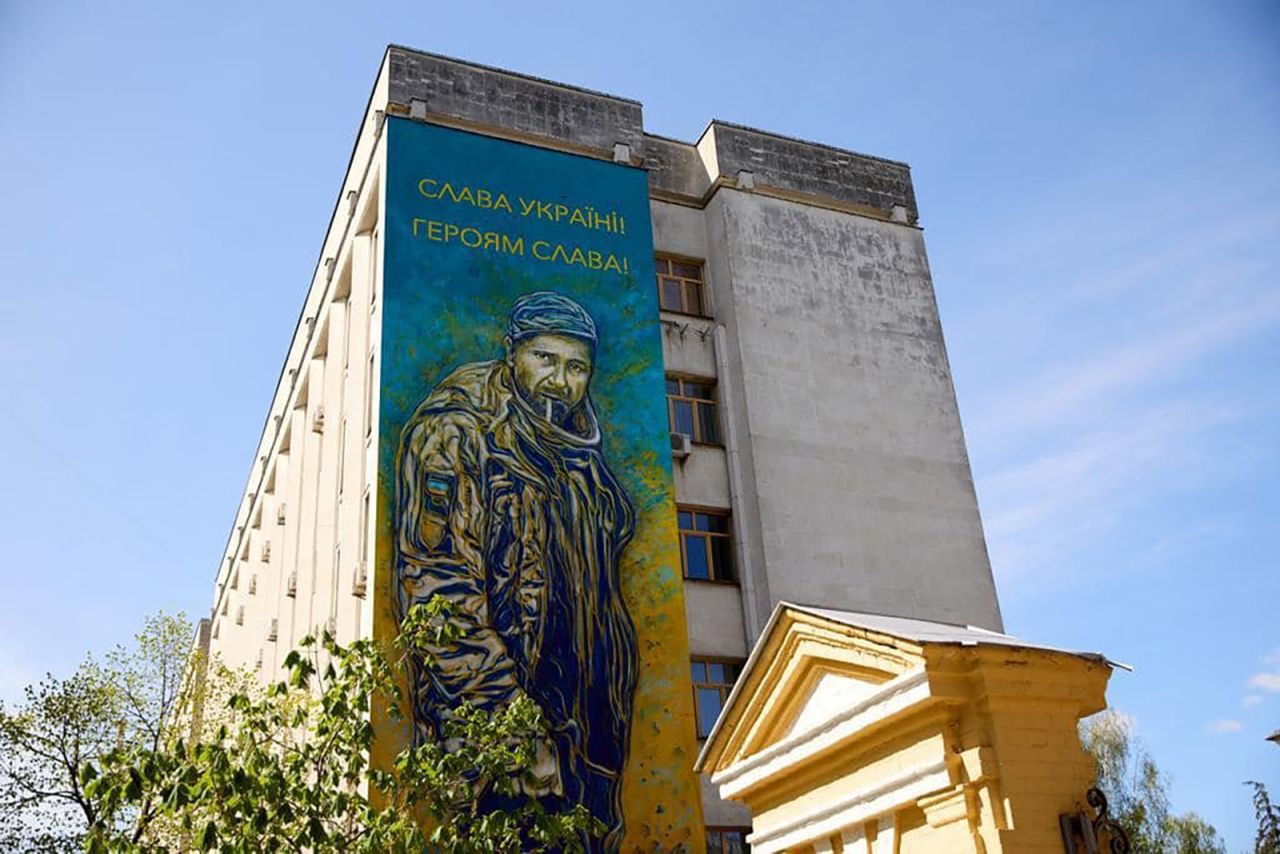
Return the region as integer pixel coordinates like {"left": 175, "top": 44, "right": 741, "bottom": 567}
{"left": 697, "top": 605, "right": 926, "bottom": 774}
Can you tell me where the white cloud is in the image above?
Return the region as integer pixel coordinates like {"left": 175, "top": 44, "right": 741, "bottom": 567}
{"left": 1249, "top": 673, "right": 1280, "bottom": 693}
{"left": 1207, "top": 719, "right": 1243, "bottom": 734}
{"left": 1242, "top": 695, "right": 1264, "bottom": 709}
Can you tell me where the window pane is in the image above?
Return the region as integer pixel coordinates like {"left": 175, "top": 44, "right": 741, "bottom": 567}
{"left": 704, "top": 513, "right": 729, "bottom": 534}
{"left": 654, "top": 257, "right": 670, "bottom": 274}
{"left": 697, "top": 402, "right": 721, "bottom": 444}
{"left": 712, "top": 536, "right": 735, "bottom": 581}
{"left": 691, "top": 660, "right": 706, "bottom": 682}
{"left": 726, "top": 833, "right": 745, "bottom": 854}
{"left": 674, "top": 261, "right": 703, "bottom": 280}
{"left": 724, "top": 662, "right": 741, "bottom": 682}
{"left": 673, "top": 400, "right": 695, "bottom": 435}
{"left": 685, "top": 381, "right": 714, "bottom": 400}
{"left": 666, "top": 379, "right": 680, "bottom": 395}
{"left": 678, "top": 510, "right": 693, "bottom": 530}
{"left": 706, "top": 831, "right": 723, "bottom": 852}
{"left": 694, "top": 512, "right": 713, "bottom": 532}
{"left": 660, "top": 278, "right": 683, "bottom": 310}
{"left": 706, "top": 662, "right": 725, "bottom": 683}
{"left": 684, "top": 281, "right": 704, "bottom": 315}
{"left": 684, "top": 535, "right": 710, "bottom": 579}
{"left": 696, "top": 687, "right": 722, "bottom": 737}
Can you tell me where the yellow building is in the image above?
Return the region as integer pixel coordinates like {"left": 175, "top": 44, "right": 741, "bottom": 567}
{"left": 697, "top": 604, "right": 1117, "bottom": 853}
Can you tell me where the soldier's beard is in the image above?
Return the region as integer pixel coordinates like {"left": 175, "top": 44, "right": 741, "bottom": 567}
{"left": 519, "top": 387, "right": 575, "bottom": 427}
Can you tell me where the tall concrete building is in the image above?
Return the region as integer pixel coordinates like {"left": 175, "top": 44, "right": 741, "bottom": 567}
{"left": 202, "top": 46, "right": 1002, "bottom": 846}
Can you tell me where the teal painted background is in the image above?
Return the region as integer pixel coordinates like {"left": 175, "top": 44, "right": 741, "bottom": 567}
{"left": 378, "top": 117, "right": 704, "bottom": 846}
{"left": 380, "top": 119, "right": 666, "bottom": 499}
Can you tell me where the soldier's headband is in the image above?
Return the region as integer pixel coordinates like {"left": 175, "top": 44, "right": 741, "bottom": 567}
{"left": 507, "top": 291, "right": 598, "bottom": 350}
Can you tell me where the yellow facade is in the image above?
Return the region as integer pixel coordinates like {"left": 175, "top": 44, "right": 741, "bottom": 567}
{"left": 697, "top": 606, "right": 1113, "bottom": 853}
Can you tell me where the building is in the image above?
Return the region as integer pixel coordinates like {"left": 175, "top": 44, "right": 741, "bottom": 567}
{"left": 695, "top": 604, "right": 1115, "bottom": 853}
{"left": 200, "top": 46, "right": 1004, "bottom": 848}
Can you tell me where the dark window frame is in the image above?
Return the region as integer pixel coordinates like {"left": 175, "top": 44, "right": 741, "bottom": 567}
{"left": 691, "top": 657, "right": 744, "bottom": 740}
{"left": 677, "top": 505, "right": 736, "bottom": 584}
{"left": 666, "top": 375, "right": 723, "bottom": 446}
{"left": 655, "top": 255, "right": 709, "bottom": 317}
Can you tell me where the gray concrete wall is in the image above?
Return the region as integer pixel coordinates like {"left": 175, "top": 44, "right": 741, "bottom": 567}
{"left": 707, "top": 189, "right": 1002, "bottom": 632}
{"left": 704, "top": 123, "right": 918, "bottom": 222}
{"left": 386, "top": 47, "right": 643, "bottom": 155}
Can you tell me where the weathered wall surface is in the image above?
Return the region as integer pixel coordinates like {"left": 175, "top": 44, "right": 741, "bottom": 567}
{"left": 709, "top": 189, "right": 1002, "bottom": 631}
{"left": 707, "top": 123, "right": 918, "bottom": 222}
{"left": 386, "top": 46, "right": 644, "bottom": 154}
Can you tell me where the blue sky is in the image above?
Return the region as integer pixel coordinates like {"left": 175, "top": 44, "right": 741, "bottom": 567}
{"left": 1, "top": 1, "right": 1276, "bottom": 846}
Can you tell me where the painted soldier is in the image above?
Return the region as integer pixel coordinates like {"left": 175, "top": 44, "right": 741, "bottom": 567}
{"left": 394, "top": 291, "right": 637, "bottom": 849}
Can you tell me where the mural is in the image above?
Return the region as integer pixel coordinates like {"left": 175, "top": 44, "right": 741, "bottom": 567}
{"left": 380, "top": 118, "right": 702, "bottom": 850}
{"left": 395, "top": 291, "right": 639, "bottom": 842}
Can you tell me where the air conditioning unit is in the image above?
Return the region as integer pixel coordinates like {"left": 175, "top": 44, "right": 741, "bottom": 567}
{"left": 255, "top": 649, "right": 263, "bottom": 671}
{"left": 261, "top": 540, "right": 272, "bottom": 562}
{"left": 326, "top": 616, "right": 337, "bottom": 637}
{"left": 267, "top": 618, "right": 278, "bottom": 641}
{"left": 286, "top": 572, "right": 298, "bottom": 597}
{"left": 312, "top": 405, "right": 325, "bottom": 433}
{"left": 230, "top": 569, "right": 239, "bottom": 590}
{"left": 670, "top": 432, "right": 692, "bottom": 460}
{"left": 276, "top": 503, "right": 287, "bottom": 525}
{"left": 248, "top": 574, "right": 257, "bottom": 595}
{"left": 211, "top": 622, "right": 219, "bottom": 640}
{"left": 235, "top": 606, "right": 244, "bottom": 626}
{"left": 352, "top": 563, "right": 368, "bottom": 598}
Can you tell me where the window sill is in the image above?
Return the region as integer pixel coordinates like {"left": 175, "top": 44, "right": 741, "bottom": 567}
{"left": 682, "top": 576, "right": 740, "bottom": 587}
{"left": 660, "top": 309, "right": 713, "bottom": 321}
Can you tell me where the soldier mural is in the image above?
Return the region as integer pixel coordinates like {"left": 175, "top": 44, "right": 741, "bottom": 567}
{"left": 381, "top": 117, "right": 704, "bottom": 849}
{"left": 394, "top": 292, "right": 638, "bottom": 847}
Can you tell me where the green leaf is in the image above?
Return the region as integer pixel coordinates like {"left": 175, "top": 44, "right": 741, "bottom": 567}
{"left": 308, "top": 815, "right": 328, "bottom": 844}
{"left": 198, "top": 819, "right": 219, "bottom": 850}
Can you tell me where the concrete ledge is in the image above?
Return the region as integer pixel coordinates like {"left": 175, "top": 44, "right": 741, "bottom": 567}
{"left": 386, "top": 46, "right": 645, "bottom": 156}
{"left": 384, "top": 46, "right": 919, "bottom": 222}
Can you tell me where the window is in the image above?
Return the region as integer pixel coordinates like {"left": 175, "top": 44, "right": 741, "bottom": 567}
{"left": 691, "top": 658, "right": 741, "bottom": 739}
{"left": 338, "top": 419, "right": 347, "bottom": 494}
{"left": 365, "top": 352, "right": 376, "bottom": 436}
{"left": 666, "top": 377, "right": 721, "bottom": 445}
{"left": 706, "top": 827, "right": 751, "bottom": 854}
{"left": 678, "top": 508, "right": 734, "bottom": 582}
{"left": 655, "top": 256, "right": 707, "bottom": 316}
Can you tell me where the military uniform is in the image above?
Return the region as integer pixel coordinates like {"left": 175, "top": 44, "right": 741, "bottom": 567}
{"left": 394, "top": 356, "right": 637, "bottom": 848}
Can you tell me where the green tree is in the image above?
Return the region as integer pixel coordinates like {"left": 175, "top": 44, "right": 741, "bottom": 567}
{"left": 1248, "top": 781, "right": 1280, "bottom": 854}
{"left": 82, "top": 598, "right": 599, "bottom": 852}
{"left": 1080, "top": 709, "right": 1225, "bottom": 854}
{"left": 0, "top": 613, "right": 192, "bottom": 852}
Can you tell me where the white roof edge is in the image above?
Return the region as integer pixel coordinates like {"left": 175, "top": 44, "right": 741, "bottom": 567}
{"left": 786, "top": 602, "right": 1131, "bottom": 670}
{"left": 695, "top": 601, "right": 1131, "bottom": 774}
{"left": 694, "top": 601, "right": 790, "bottom": 772}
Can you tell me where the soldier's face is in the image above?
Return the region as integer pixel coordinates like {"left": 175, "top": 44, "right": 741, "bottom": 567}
{"left": 509, "top": 333, "right": 594, "bottom": 422}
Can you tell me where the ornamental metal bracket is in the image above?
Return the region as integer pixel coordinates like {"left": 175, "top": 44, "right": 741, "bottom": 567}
{"left": 1060, "top": 787, "right": 1130, "bottom": 853}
